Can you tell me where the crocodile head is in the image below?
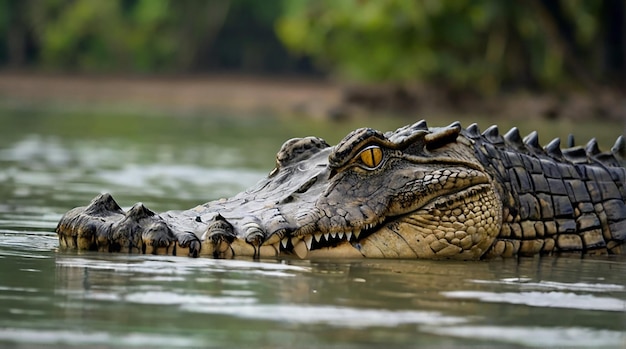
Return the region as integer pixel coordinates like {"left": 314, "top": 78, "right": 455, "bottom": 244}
{"left": 57, "top": 120, "right": 503, "bottom": 259}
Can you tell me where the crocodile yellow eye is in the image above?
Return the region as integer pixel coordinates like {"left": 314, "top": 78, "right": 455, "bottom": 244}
{"left": 358, "top": 145, "right": 383, "bottom": 169}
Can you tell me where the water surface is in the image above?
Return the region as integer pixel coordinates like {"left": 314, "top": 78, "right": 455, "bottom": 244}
{"left": 0, "top": 109, "right": 625, "bottom": 348}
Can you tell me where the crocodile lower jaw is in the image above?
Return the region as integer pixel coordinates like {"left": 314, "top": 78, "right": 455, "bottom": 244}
{"left": 277, "top": 183, "right": 496, "bottom": 259}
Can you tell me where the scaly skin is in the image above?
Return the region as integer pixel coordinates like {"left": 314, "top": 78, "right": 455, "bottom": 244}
{"left": 55, "top": 120, "right": 626, "bottom": 259}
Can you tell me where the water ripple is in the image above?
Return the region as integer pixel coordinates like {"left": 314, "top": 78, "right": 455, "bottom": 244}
{"left": 124, "top": 291, "right": 256, "bottom": 306}
{"left": 471, "top": 278, "right": 625, "bottom": 292}
{"left": 425, "top": 325, "right": 625, "bottom": 348}
{"left": 55, "top": 255, "right": 310, "bottom": 275}
{"left": 0, "top": 328, "right": 201, "bottom": 348}
{"left": 182, "top": 304, "right": 468, "bottom": 329}
{"left": 442, "top": 290, "right": 626, "bottom": 312}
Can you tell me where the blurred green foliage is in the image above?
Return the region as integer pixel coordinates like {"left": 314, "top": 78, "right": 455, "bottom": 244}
{"left": 0, "top": 0, "right": 306, "bottom": 74}
{"left": 0, "top": 0, "right": 623, "bottom": 93}
{"left": 276, "top": 0, "right": 624, "bottom": 93}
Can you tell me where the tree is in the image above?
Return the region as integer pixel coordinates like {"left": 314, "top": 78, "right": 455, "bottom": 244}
{"left": 276, "top": 0, "right": 624, "bottom": 94}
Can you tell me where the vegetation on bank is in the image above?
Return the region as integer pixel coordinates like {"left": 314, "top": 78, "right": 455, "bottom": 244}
{"left": 278, "top": 0, "right": 625, "bottom": 94}
{"left": 0, "top": 0, "right": 623, "bottom": 96}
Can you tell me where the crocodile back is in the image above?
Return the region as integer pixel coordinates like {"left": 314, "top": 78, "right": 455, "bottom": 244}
{"left": 464, "top": 125, "right": 626, "bottom": 257}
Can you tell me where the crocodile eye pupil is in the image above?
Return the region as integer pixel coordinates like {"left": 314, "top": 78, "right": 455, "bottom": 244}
{"left": 359, "top": 146, "right": 383, "bottom": 169}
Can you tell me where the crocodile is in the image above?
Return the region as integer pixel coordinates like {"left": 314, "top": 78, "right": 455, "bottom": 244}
{"left": 56, "top": 120, "right": 626, "bottom": 259}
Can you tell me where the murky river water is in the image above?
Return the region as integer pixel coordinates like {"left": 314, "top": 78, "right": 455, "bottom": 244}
{"left": 0, "top": 109, "right": 625, "bottom": 348}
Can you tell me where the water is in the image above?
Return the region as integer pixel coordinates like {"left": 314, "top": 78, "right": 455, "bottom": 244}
{"left": 0, "top": 109, "right": 625, "bottom": 348}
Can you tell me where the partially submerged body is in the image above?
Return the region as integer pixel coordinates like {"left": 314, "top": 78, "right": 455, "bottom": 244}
{"left": 56, "top": 120, "right": 626, "bottom": 259}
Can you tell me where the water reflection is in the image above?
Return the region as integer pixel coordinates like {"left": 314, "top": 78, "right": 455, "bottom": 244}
{"left": 1, "top": 235, "right": 625, "bottom": 348}
{"left": 45, "top": 252, "right": 626, "bottom": 348}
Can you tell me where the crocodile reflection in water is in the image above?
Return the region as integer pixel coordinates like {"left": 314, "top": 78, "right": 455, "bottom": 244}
{"left": 56, "top": 120, "right": 626, "bottom": 259}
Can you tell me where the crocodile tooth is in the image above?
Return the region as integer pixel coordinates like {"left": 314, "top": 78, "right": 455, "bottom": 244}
{"left": 304, "top": 235, "right": 313, "bottom": 250}
{"left": 313, "top": 233, "right": 322, "bottom": 242}
{"left": 323, "top": 232, "right": 330, "bottom": 241}
{"left": 338, "top": 232, "right": 345, "bottom": 239}
{"left": 293, "top": 240, "right": 308, "bottom": 259}
{"left": 353, "top": 228, "right": 361, "bottom": 239}
{"left": 330, "top": 231, "right": 337, "bottom": 239}
{"left": 264, "top": 232, "right": 282, "bottom": 246}
{"left": 346, "top": 231, "right": 353, "bottom": 241}
{"left": 585, "top": 138, "right": 600, "bottom": 156}
{"left": 281, "top": 237, "right": 289, "bottom": 249}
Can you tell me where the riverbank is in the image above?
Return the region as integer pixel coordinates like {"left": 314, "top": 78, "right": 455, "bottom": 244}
{"left": 0, "top": 72, "right": 341, "bottom": 118}
{"left": 0, "top": 72, "right": 623, "bottom": 122}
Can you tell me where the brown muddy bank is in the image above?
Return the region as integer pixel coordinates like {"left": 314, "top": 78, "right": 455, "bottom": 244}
{"left": 0, "top": 72, "right": 623, "bottom": 122}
